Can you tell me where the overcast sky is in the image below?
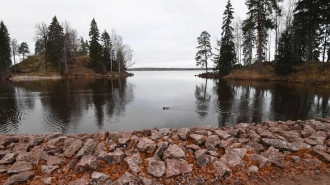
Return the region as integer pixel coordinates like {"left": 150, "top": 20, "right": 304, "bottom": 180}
{"left": 2, "top": 0, "right": 252, "bottom": 68}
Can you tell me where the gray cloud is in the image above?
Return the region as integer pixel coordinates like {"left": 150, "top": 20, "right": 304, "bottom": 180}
{"left": 2, "top": 0, "right": 249, "bottom": 68}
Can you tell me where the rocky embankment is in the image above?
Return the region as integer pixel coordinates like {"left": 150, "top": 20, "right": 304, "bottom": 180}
{"left": 1, "top": 118, "right": 330, "bottom": 185}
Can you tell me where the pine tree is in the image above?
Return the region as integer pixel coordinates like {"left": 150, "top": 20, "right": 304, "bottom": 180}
{"left": 218, "top": 0, "right": 236, "bottom": 76}
{"left": 245, "top": 0, "right": 281, "bottom": 73}
{"left": 275, "top": 28, "right": 295, "bottom": 75}
{"left": 195, "top": 31, "right": 212, "bottom": 73}
{"left": 0, "top": 21, "right": 11, "bottom": 74}
{"left": 89, "top": 18, "right": 103, "bottom": 73}
{"left": 79, "top": 37, "right": 88, "bottom": 55}
{"left": 47, "top": 16, "right": 64, "bottom": 73}
{"left": 213, "top": 39, "right": 221, "bottom": 70}
{"left": 101, "top": 30, "right": 112, "bottom": 71}
{"left": 241, "top": 13, "right": 256, "bottom": 69}
{"left": 294, "top": 0, "right": 323, "bottom": 70}
{"left": 35, "top": 39, "right": 45, "bottom": 55}
{"left": 18, "top": 42, "right": 29, "bottom": 60}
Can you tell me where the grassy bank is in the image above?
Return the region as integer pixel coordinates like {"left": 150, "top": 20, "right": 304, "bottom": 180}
{"left": 200, "top": 62, "right": 330, "bottom": 88}
{"left": 10, "top": 55, "right": 133, "bottom": 79}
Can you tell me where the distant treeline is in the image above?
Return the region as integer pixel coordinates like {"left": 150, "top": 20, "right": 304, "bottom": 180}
{"left": 127, "top": 68, "right": 209, "bottom": 71}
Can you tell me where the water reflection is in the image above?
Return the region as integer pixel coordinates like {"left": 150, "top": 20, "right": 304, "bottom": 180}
{"left": 0, "top": 71, "right": 329, "bottom": 134}
{"left": 195, "top": 79, "right": 211, "bottom": 120}
{"left": 0, "top": 78, "right": 134, "bottom": 133}
{"left": 214, "top": 80, "right": 330, "bottom": 127}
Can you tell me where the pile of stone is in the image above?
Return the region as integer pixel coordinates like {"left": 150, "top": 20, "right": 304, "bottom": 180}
{"left": 1, "top": 118, "right": 330, "bottom": 184}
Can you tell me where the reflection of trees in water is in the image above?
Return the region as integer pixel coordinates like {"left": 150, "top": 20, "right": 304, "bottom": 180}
{"left": 195, "top": 79, "right": 211, "bottom": 120}
{"left": 213, "top": 80, "right": 330, "bottom": 127}
{"left": 0, "top": 82, "right": 19, "bottom": 133}
{"left": 10, "top": 78, "right": 134, "bottom": 133}
{"left": 213, "top": 80, "right": 235, "bottom": 127}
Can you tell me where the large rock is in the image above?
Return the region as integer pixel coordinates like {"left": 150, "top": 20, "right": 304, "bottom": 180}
{"left": 213, "top": 161, "right": 231, "bottom": 177}
{"left": 116, "top": 172, "right": 135, "bottom": 185}
{"left": 12, "top": 143, "right": 29, "bottom": 153}
{"left": 0, "top": 153, "right": 17, "bottom": 165}
{"left": 312, "top": 149, "right": 330, "bottom": 162}
{"left": 46, "top": 156, "right": 65, "bottom": 166}
{"left": 177, "top": 128, "right": 191, "bottom": 140}
{"left": 301, "top": 125, "right": 316, "bottom": 138}
{"left": 155, "top": 141, "right": 168, "bottom": 158}
{"left": 196, "top": 154, "right": 216, "bottom": 167}
{"left": 165, "top": 159, "right": 192, "bottom": 178}
{"left": 124, "top": 153, "right": 142, "bottom": 173}
{"left": 280, "top": 131, "right": 303, "bottom": 142}
{"left": 30, "top": 145, "right": 44, "bottom": 164}
{"left": 262, "top": 138, "right": 298, "bottom": 152}
{"left": 137, "top": 137, "right": 156, "bottom": 154}
{"left": 75, "top": 155, "right": 100, "bottom": 172}
{"left": 220, "top": 149, "right": 245, "bottom": 168}
{"left": 41, "top": 165, "right": 59, "bottom": 174}
{"left": 261, "top": 147, "right": 284, "bottom": 168}
{"left": 0, "top": 165, "right": 9, "bottom": 173}
{"left": 0, "top": 136, "right": 19, "bottom": 147}
{"left": 189, "top": 134, "right": 206, "bottom": 145}
{"left": 256, "top": 128, "right": 276, "bottom": 139}
{"left": 212, "top": 130, "right": 231, "bottom": 140}
{"left": 147, "top": 159, "right": 166, "bottom": 177}
{"left": 68, "top": 174, "right": 90, "bottom": 185}
{"left": 205, "top": 135, "right": 221, "bottom": 147}
{"left": 64, "top": 139, "right": 83, "bottom": 158}
{"left": 163, "top": 144, "right": 186, "bottom": 160}
{"left": 47, "top": 136, "right": 67, "bottom": 146}
{"left": 249, "top": 154, "right": 271, "bottom": 168}
{"left": 4, "top": 170, "right": 34, "bottom": 185}
{"left": 104, "top": 149, "right": 126, "bottom": 164}
{"left": 91, "top": 172, "right": 109, "bottom": 182}
{"left": 7, "top": 161, "right": 33, "bottom": 174}
{"left": 76, "top": 139, "right": 98, "bottom": 158}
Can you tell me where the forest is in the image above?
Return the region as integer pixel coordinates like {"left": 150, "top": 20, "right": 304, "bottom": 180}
{"left": 0, "top": 16, "right": 134, "bottom": 78}
{"left": 195, "top": 0, "right": 330, "bottom": 76}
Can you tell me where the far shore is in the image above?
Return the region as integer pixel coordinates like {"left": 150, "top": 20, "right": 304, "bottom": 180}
{"left": 8, "top": 72, "right": 134, "bottom": 81}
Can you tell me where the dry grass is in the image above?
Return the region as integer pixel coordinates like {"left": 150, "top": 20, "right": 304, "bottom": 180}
{"left": 224, "top": 62, "right": 330, "bottom": 88}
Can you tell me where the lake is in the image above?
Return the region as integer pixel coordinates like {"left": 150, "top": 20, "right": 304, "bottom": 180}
{"left": 1, "top": 71, "right": 330, "bottom": 134}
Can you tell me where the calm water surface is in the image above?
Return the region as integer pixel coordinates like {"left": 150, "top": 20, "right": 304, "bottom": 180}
{"left": 1, "top": 71, "right": 330, "bottom": 134}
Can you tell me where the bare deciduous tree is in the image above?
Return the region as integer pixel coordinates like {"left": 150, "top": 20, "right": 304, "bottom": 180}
{"left": 233, "top": 17, "right": 242, "bottom": 65}
{"left": 34, "top": 22, "right": 49, "bottom": 72}
{"left": 11, "top": 39, "right": 18, "bottom": 67}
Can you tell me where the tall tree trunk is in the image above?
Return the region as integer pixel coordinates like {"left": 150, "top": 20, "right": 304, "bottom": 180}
{"left": 269, "top": 30, "right": 271, "bottom": 62}
{"left": 322, "top": 24, "right": 328, "bottom": 62}
{"left": 63, "top": 43, "right": 68, "bottom": 75}
{"left": 257, "top": 12, "right": 263, "bottom": 73}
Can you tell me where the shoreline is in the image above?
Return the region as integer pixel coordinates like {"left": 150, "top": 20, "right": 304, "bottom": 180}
{"left": 8, "top": 72, "right": 134, "bottom": 81}
{"left": 0, "top": 118, "right": 330, "bottom": 184}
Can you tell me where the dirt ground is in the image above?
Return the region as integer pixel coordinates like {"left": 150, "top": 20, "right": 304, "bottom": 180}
{"left": 260, "top": 173, "right": 330, "bottom": 185}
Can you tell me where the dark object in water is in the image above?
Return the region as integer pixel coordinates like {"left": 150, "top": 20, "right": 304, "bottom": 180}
{"left": 163, "top": 107, "right": 169, "bottom": 110}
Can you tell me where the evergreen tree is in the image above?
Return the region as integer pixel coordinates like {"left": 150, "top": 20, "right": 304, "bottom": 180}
{"left": 218, "top": 0, "right": 236, "bottom": 76}
{"left": 275, "top": 28, "right": 295, "bottom": 75}
{"left": 294, "top": 0, "right": 323, "bottom": 70}
{"left": 101, "top": 30, "right": 112, "bottom": 71}
{"left": 18, "top": 42, "right": 29, "bottom": 60}
{"left": 195, "top": 31, "right": 212, "bottom": 73}
{"left": 89, "top": 18, "right": 103, "bottom": 73}
{"left": 245, "top": 0, "right": 281, "bottom": 73}
{"left": 213, "top": 39, "right": 221, "bottom": 70}
{"left": 0, "top": 21, "right": 11, "bottom": 74}
{"left": 79, "top": 37, "right": 88, "bottom": 55}
{"left": 241, "top": 14, "right": 256, "bottom": 69}
{"left": 35, "top": 39, "right": 45, "bottom": 55}
{"left": 46, "top": 16, "right": 64, "bottom": 73}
